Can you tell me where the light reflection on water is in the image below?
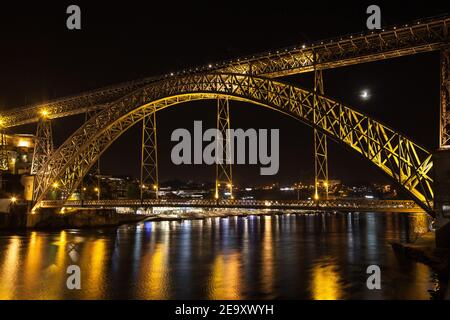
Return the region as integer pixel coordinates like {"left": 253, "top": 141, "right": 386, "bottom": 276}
{"left": 0, "top": 212, "right": 436, "bottom": 300}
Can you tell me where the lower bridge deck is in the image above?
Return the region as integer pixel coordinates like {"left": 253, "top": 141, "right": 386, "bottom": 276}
{"left": 39, "top": 199, "right": 425, "bottom": 213}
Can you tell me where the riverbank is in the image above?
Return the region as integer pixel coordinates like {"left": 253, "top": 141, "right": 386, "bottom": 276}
{"left": 0, "top": 208, "right": 148, "bottom": 229}
{"left": 391, "top": 232, "right": 450, "bottom": 299}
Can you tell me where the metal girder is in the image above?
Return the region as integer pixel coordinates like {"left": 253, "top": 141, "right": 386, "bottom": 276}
{"left": 215, "top": 98, "right": 233, "bottom": 199}
{"left": 0, "top": 78, "right": 158, "bottom": 128}
{"left": 39, "top": 199, "right": 424, "bottom": 213}
{"left": 31, "top": 73, "right": 434, "bottom": 215}
{"left": 30, "top": 117, "right": 53, "bottom": 175}
{"left": 140, "top": 107, "right": 159, "bottom": 200}
{"left": 222, "top": 15, "right": 449, "bottom": 76}
{"left": 313, "top": 65, "right": 328, "bottom": 200}
{"left": 440, "top": 45, "right": 450, "bottom": 149}
{"left": 1, "top": 15, "right": 448, "bottom": 128}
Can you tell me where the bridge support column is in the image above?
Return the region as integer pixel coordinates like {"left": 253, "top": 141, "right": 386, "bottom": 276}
{"left": 215, "top": 98, "right": 233, "bottom": 199}
{"left": 435, "top": 46, "right": 450, "bottom": 248}
{"left": 313, "top": 67, "right": 329, "bottom": 200}
{"left": 140, "top": 107, "right": 159, "bottom": 200}
{"left": 81, "top": 108, "right": 102, "bottom": 201}
{"left": 434, "top": 150, "right": 450, "bottom": 248}
{"left": 439, "top": 46, "right": 450, "bottom": 149}
{"left": 0, "top": 127, "right": 8, "bottom": 190}
{"left": 31, "top": 111, "right": 53, "bottom": 175}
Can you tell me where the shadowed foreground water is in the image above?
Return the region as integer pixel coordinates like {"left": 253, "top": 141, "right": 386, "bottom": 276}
{"left": 0, "top": 211, "right": 436, "bottom": 299}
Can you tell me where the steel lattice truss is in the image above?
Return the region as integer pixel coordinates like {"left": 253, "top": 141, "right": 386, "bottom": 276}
{"left": 30, "top": 118, "right": 53, "bottom": 174}
{"left": 1, "top": 15, "right": 448, "bottom": 128}
{"left": 215, "top": 98, "right": 233, "bottom": 199}
{"left": 441, "top": 46, "right": 450, "bottom": 148}
{"left": 140, "top": 108, "right": 159, "bottom": 199}
{"left": 31, "top": 73, "right": 434, "bottom": 214}
{"left": 221, "top": 16, "right": 449, "bottom": 76}
{"left": 313, "top": 68, "right": 328, "bottom": 199}
{"left": 0, "top": 131, "right": 8, "bottom": 171}
{"left": 39, "top": 199, "right": 424, "bottom": 213}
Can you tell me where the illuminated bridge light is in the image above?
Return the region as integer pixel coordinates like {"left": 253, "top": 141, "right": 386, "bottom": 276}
{"left": 40, "top": 109, "right": 49, "bottom": 118}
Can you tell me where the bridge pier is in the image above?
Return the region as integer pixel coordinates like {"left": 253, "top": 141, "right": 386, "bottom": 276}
{"left": 434, "top": 150, "right": 450, "bottom": 248}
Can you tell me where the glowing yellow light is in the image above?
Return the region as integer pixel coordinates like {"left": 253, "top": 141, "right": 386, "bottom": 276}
{"left": 52, "top": 182, "right": 59, "bottom": 188}
{"left": 10, "top": 197, "right": 17, "bottom": 203}
{"left": 153, "top": 185, "right": 157, "bottom": 190}
{"left": 40, "top": 109, "right": 49, "bottom": 118}
{"left": 10, "top": 158, "right": 16, "bottom": 163}
{"left": 324, "top": 182, "right": 329, "bottom": 187}
{"left": 94, "top": 187, "right": 99, "bottom": 192}
{"left": 17, "top": 139, "right": 30, "bottom": 148}
{"left": 314, "top": 193, "right": 319, "bottom": 200}
{"left": 82, "top": 187, "right": 87, "bottom": 191}
{"left": 227, "top": 183, "right": 232, "bottom": 188}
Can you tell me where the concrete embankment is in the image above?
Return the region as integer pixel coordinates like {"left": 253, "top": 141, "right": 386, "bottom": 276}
{"left": 0, "top": 207, "right": 147, "bottom": 229}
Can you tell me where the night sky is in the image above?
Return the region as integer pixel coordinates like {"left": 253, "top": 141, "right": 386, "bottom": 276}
{"left": 1, "top": 1, "right": 449, "bottom": 186}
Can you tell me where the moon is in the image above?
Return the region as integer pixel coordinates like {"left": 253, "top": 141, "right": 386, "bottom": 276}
{"left": 360, "top": 90, "right": 370, "bottom": 100}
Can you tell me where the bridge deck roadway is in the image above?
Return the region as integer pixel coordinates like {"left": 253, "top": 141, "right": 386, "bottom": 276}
{"left": 39, "top": 199, "right": 425, "bottom": 213}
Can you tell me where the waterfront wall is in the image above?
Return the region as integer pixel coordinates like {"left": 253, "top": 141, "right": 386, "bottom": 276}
{"left": 0, "top": 207, "right": 146, "bottom": 229}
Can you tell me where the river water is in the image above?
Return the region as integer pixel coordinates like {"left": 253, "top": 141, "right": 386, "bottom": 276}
{"left": 0, "top": 211, "right": 437, "bottom": 299}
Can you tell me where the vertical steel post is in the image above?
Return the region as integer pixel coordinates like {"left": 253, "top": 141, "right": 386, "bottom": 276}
{"left": 440, "top": 46, "right": 450, "bottom": 149}
{"left": 81, "top": 107, "right": 101, "bottom": 200}
{"left": 140, "top": 107, "right": 159, "bottom": 200}
{"left": 215, "top": 98, "right": 233, "bottom": 199}
{"left": 313, "top": 62, "right": 329, "bottom": 200}
{"left": 0, "top": 128, "right": 8, "bottom": 171}
{"left": 31, "top": 112, "right": 53, "bottom": 175}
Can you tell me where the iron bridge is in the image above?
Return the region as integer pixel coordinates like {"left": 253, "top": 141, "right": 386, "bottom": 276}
{"left": 0, "top": 14, "right": 448, "bottom": 217}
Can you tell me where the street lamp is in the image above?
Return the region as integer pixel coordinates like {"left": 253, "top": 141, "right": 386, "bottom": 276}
{"left": 94, "top": 187, "right": 100, "bottom": 200}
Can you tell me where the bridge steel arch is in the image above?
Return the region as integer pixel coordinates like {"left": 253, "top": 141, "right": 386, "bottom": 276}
{"left": 31, "top": 73, "right": 434, "bottom": 215}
